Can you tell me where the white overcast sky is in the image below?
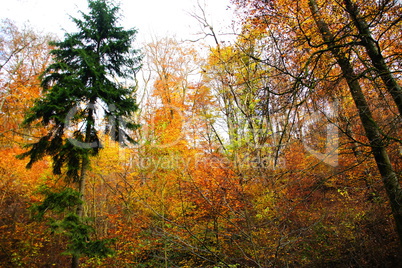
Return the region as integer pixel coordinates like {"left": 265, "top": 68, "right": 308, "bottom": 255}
{"left": 0, "top": 0, "right": 237, "bottom": 43}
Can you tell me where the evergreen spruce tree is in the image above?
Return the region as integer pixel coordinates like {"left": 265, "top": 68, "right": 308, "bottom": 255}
{"left": 18, "top": 0, "right": 141, "bottom": 266}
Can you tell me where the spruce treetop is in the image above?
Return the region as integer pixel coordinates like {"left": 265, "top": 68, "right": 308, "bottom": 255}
{"left": 20, "top": 0, "right": 142, "bottom": 179}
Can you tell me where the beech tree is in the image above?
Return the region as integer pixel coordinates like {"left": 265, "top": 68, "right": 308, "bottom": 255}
{"left": 0, "top": 19, "right": 53, "bottom": 146}
{"left": 232, "top": 0, "right": 402, "bottom": 246}
{"left": 307, "top": 0, "right": 402, "bottom": 245}
{"left": 18, "top": 0, "right": 141, "bottom": 267}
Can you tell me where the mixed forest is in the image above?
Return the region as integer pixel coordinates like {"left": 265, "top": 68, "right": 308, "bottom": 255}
{"left": 0, "top": 0, "right": 402, "bottom": 267}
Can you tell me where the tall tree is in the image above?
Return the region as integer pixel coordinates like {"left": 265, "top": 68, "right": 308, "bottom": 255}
{"left": 18, "top": 0, "right": 142, "bottom": 267}
{"left": 0, "top": 19, "right": 53, "bottom": 146}
{"left": 232, "top": 0, "right": 402, "bottom": 245}
{"left": 307, "top": 0, "right": 402, "bottom": 244}
{"left": 342, "top": 0, "right": 402, "bottom": 117}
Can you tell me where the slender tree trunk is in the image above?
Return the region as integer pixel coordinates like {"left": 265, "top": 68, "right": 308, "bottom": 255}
{"left": 71, "top": 250, "right": 80, "bottom": 268}
{"left": 77, "top": 158, "right": 88, "bottom": 219}
{"left": 71, "top": 156, "right": 89, "bottom": 268}
{"left": 343, "top": 0, "right": 402, "bottom": 117}
{"left": 308, "top": 0, "right": 402, "bottom": 245}
{"left": 71, "top": 102, "right": 94, "bottom": 268}
{"left": 71, "top": 256, "right": 79, "bottom": 268}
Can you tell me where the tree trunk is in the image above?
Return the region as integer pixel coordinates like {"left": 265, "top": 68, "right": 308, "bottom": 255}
{"left": 343, "top": 0, "right": 402, "bottom": 117}
{"left": 71, "top": 102, "right": 94, "bottom": 268}
{"left": 308, "top": 0, "right": 402, "bottom": 245}
{"left": 71, "top": 156, "right": 89, "bottom": 268}
{"left": 71, "top": 254, "right": 79, "bottom": 268}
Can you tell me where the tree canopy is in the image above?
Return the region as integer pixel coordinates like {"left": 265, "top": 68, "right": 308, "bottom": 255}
{"left": 0, "top": 0, "right": 401, "bottom": 267}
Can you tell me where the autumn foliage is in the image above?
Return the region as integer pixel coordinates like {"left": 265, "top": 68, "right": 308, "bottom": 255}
{"left": 1, "top": 0, "right": 402, "bottom": 266}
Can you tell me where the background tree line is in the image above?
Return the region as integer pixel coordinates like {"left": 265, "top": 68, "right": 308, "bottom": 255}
{"left": 0, "top": 0, "right": 401, "bottom": 267}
